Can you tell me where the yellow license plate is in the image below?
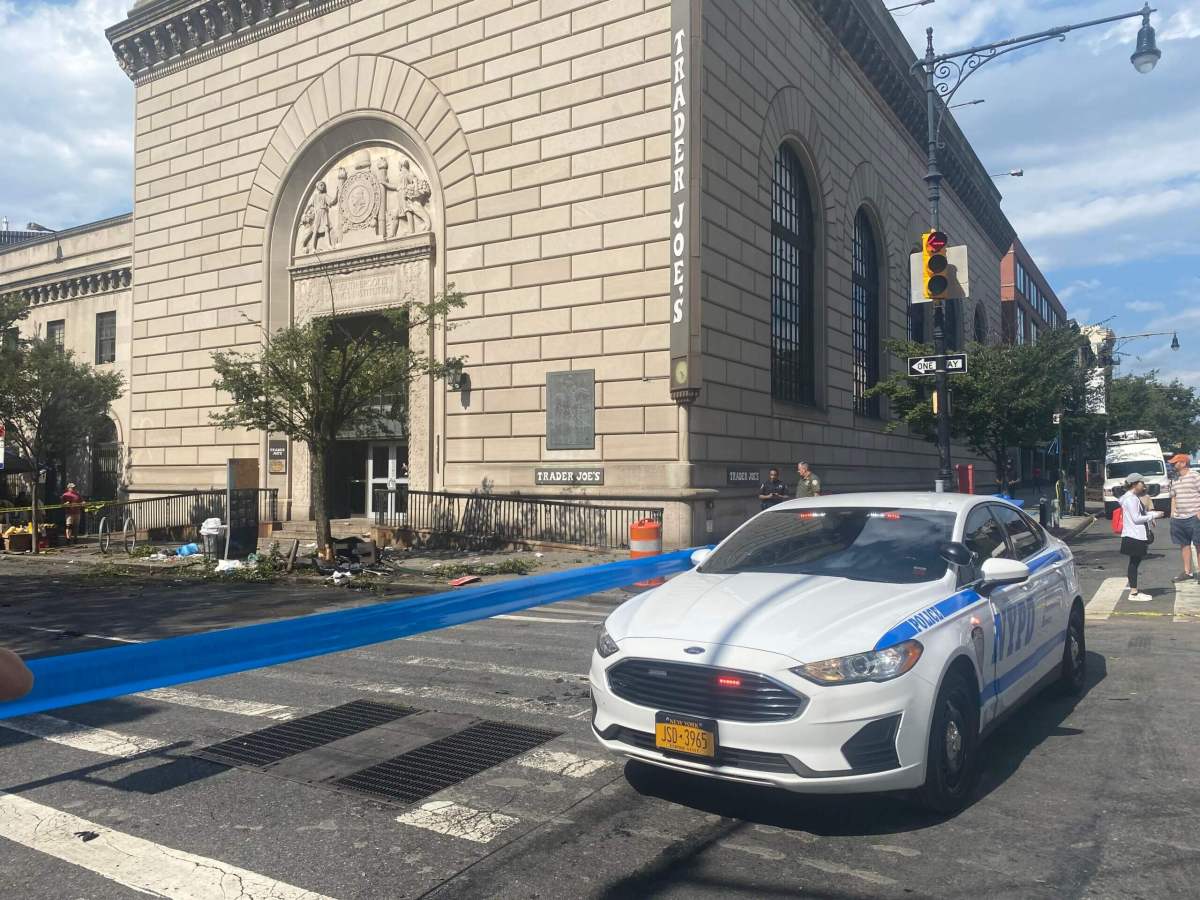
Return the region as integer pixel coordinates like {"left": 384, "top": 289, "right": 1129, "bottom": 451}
{"left": 655, "top": 715, "right": 716, "bottom": 758}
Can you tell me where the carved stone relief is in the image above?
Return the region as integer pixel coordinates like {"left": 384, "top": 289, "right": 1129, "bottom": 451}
{"left": 294, "top": 145, "right": 432, "bottom": 257}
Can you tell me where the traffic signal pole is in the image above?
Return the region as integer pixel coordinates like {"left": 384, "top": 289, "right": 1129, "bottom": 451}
{"left": 922, "top": 30, "right": 953, "bottom": 493}
{"left": 913, "top": 7, "right": 1159, "bottom": 495}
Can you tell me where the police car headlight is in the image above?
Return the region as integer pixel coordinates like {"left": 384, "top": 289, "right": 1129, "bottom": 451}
{"left": 790, "top": 641, "right": 923, "bottom": 685}
{"left": 596, "top": 628, "right": 620, "bottom": 659}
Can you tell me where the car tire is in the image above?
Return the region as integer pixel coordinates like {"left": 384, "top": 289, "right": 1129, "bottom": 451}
{"left": 916, "top": 669, "right": 981, "bottom": 815}
{"left": 1056, "top": 605, "right": 1087, "bottom": 696}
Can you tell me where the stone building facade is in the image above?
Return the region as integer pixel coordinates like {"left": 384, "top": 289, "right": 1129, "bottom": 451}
{"left": 9, "top": 0, "right": 1018, "bottom": 545}
{"left": 0, "top": 218, "right": 134, "bottom": 499}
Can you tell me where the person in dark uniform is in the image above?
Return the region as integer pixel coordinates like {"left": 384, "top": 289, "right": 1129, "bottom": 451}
{"left": 758, "top": 468, "right": 790, "bottom": 510}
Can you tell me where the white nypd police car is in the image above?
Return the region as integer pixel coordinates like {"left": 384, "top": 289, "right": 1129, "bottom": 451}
{"left": 590, "top": 492, "right": 1084, "bottom": 813}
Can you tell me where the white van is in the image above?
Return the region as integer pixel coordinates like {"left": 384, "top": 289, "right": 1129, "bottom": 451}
{"left": 1104, "top": 430, "right": 1170, "bottom": 518}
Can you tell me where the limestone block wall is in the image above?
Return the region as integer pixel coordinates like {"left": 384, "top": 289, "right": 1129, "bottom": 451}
{"left": 124, "top": 0, "right": 679, "bottom": 505}
{"left": 693, "top": 0, "right": 1004, "bottom": 526}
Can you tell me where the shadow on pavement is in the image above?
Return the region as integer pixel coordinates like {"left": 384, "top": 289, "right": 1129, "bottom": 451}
{"left": 975, "top": 649, "right": 1107, "bottom": 802}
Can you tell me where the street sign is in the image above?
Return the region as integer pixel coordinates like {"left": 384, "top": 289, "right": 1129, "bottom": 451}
{"left": 909, "top": 356, "right": 938, "bottom": 376}
{"left": 910, "top": 245, "right": 969, "bottom": 303}
{"left": 908, "top": 354, "right": 968, "bottom": 377}
{"left": 1052, "top": 412, "right": 1062, "bottom": 425}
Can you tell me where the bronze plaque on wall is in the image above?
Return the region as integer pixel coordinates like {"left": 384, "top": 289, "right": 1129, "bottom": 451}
{"left": 546, "top": 370, "right": 595, "bottom": 450}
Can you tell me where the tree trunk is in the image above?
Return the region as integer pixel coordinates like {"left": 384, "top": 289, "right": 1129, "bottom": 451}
{"left": 309, "top": 442, "right": 333, "bottom": 560}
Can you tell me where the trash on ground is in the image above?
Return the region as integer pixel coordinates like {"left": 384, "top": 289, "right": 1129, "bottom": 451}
{"left": 329, "top": 570, "right": 354, "bottom": 585}
{"left": 176, "top": 542, "right": 200, "bottom": 557}
{"left": 449, "top": 574, "right": 481, "bottom": 586}
{"left": 215, "top": 559, "right": 245, "bottom": 572}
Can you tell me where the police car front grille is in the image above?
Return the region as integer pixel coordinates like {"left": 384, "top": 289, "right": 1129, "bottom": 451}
{"left": 612, "top": 727, "right": 795, "bottom": 774}
{"left": 606, "top": 659, "right": 806, "bottom": 723}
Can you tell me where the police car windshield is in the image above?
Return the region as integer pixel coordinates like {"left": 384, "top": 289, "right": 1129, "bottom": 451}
{"left": 700, "top": 508, "right": 955, "bottom": 583}
{"left": 1107, "top": 459, "right": 1165, "bottom": 478}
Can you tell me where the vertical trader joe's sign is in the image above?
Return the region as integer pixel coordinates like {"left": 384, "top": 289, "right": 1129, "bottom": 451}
{"left": 670, "top": 0, "right": 702, "bottom": 400}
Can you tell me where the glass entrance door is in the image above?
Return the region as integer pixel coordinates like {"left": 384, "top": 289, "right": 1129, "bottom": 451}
{"left": 366, "top": 443, "right": 407, "bottom": 519}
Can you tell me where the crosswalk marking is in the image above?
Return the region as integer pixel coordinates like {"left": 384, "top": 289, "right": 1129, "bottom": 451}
{"left": 1174, "top": 579, "right": 1200, "bottom": 623}
{"left": 0, "top": 791, "right": 333, "bottom": 899}
{"left": 518, "top": 748, "right": 610, "bottom": 778}
{"left": 393, "top": 656, "right": 585, "bottom": 682}
{"left": 493, "top": 613, "right": 601, "bottom": 624}
{"left": 134, "top": 687, "right": 297, "bottom": 720}
{"left": 1085, "top": 577, "right": 1126, "bottom": 622}
{"left": 395, "top": 800, "right": 519, "bottom": 843}
{"left": 0, "top": 714, "right": 168, "bottom": 758}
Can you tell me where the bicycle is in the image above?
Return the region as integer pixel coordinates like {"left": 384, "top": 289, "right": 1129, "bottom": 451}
{"left": 96, "top": 515, "right": 136, "bottom": 555}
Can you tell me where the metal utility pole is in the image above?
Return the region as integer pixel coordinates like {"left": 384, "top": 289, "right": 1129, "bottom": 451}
{"left": 912, "top": 4, "right": 1160, "bottom": 493}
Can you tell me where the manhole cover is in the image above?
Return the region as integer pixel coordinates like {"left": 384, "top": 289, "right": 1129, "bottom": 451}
{"left": 196, "top": 699, "right": 417, "bottom": 768}
{"left": 334, "top": 720, "right": 561, "bottom": 804}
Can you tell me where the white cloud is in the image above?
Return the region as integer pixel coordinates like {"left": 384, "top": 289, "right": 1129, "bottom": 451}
{"left": 1127, "top": 300, "right": 1164, "bottom": 312}
{"left": 1058, "top": 278, "right": 1102, "bottom": 301}
{"left": 0, "top": 0, "right": 133, "bottom": 229}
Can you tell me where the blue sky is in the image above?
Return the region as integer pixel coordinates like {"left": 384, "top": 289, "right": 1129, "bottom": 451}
{"left": 1, "top": 0, "right": 1196, "bottom": 386}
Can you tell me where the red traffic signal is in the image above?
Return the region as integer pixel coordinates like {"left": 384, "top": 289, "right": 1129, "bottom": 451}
{"left": 922, "top": 231, "right": 950, "bottom": 300}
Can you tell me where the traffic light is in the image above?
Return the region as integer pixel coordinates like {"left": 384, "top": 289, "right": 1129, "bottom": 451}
{"left": 922, "top": 230, "right": 949, "bottom": 300}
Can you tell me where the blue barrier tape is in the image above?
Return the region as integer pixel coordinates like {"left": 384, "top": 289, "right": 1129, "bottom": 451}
{"left": 0, "top": 549, "right": 699, "bottom": 720}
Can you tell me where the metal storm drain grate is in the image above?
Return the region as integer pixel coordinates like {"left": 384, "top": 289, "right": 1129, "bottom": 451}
{"left": 334, "top": 720, "right": 561, "bottom": 804}
{"left": 196, "top": 700, "right": 417, "bottom": 768}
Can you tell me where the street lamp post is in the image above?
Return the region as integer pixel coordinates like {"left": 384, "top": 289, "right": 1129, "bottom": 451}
{"left": 913, "top": 3, "right": 1160, "bottom": 492}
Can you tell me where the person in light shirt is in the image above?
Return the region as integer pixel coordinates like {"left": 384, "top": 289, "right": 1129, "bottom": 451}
{"left": 1120, "top": 473, "right": 1166, "bottom": 600}
{"left": 0, "top": 648, "right": 33, "bottom": 702}
{"left": 1168, "top": 453, "right": 1200, "bottom": 582}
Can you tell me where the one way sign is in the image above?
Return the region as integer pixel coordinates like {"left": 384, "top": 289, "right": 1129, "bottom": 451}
{"left": 908, "top": 353, "right": 969, "bottom": 376}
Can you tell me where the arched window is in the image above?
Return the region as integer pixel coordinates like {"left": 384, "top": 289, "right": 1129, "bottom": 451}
{"left": 771, "top": 144, "right": 816, "bottom": 406}
{"left": 851, "top": 208, "right": 881, "bottom": 417}
{"left": 973, "top": 305, "right": 988, "bottom": 344}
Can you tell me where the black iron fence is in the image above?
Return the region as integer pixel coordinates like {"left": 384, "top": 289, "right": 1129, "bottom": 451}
{"left": 1, "top": 489, "right": 279, "bottom": 539}
{"left": 373, "top": 489, "right": 663, "bottom": 550}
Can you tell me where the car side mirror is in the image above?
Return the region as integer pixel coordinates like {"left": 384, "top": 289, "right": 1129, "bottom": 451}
{"left": 979, "top": 557, "right": 1030, "bottom": 591}
{"left": 938, "top": 541, "right": 972, "bottom": 567}
{"left": 690, "top": 548, "right": 713, "bottom": 568}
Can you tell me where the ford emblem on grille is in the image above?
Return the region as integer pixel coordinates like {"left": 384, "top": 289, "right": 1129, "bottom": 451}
{"left": 684, "top": 646, "right": 705, "bottom": 655}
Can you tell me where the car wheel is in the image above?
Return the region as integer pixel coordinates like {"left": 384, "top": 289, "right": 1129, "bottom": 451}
{"left": 1057, "top": 605, "right": 1086, "bottom": 696}
{"left": 916, "top": 669, "right": 981, "bottom": 815}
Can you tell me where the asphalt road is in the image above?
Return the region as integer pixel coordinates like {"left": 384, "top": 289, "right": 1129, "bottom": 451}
{"left": 1, "top": 525, "right": 1199, "bottom": 899}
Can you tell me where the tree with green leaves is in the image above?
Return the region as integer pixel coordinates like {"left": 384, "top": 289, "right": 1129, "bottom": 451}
{"left": 1106, "top": 371, "right": 1200, "bottom": 453}
{"left": 0, "top": 337, "right": 125, "bottom": 552}
{"left": 867, "top": 326, "right": 1088, "bottom": 491}
{"left": 211, "top": 288, "right": 466, "bottom": 556}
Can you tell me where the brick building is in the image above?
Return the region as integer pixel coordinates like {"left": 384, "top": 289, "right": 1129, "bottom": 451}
{"left": 2, "top": 0, "right": 1022, "bottom": 545}
{"left": 1001, "top": 237, "right": 1067, "bottom": 346}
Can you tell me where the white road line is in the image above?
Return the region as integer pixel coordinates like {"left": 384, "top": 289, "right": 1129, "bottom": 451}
{"left": 1174, "top": 579, "right": 1200, "bottom": 623}
{"left": 19, "top": 625, "right": 143, "bottom": 643}
{"left": 1085, "top": 577, "right": 1126, "bottom": 622}
{"left": 493, "top": 614, "right": 601, "bottom": 624}
{"left": 388, "top": 656, "right": 585, "bottom": 683}
{"left": 0, "top": 791, "right": 334, "bottom": 899}
{"left": 523, "top": 606, "right": 608, "bottom": 619}
{"left": 518, "top": 748, "right": 610, "bottom": 778}
{"left": 0, "top": 714, "right": 167, "bottom": 758}
{"left": 134, "top": 687, "right": 297, "bottom": 720}
{"left": 395, "top": 800, "right": 519, "bottom": 844}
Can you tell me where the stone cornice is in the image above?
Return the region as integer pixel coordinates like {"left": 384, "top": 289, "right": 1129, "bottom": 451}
{"left": 105, "top": 0, "right": 355, "bottom": 86}
{"left": 288, "top": 232, "right": 435, "bottom": 279}
{"left": 806, "top": 0, "right": 1015, "bottom": 254}
{"left": 0, "top": 265, "right": 133, "bottom": 308}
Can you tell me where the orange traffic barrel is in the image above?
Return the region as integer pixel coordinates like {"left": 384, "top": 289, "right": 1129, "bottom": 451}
{"left": 630, "top": 517, "right": 664, "bottom": 588}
